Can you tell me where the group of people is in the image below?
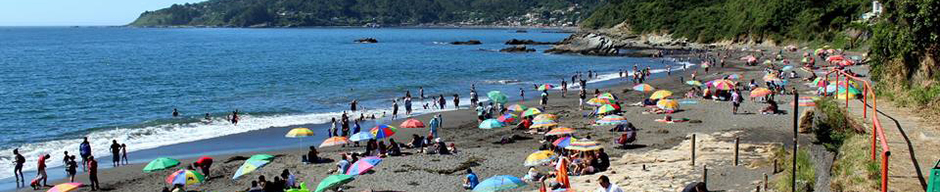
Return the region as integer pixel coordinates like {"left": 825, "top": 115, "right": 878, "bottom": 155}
{"left": 12, "top": 137, "right": 105, "bottom": 190}
{"left": 243, "top": 169, "right": 298, "bottom": 192}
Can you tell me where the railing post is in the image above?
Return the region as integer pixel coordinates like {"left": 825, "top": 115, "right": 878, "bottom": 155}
{"left": 881, "top": 152, "right": 889, "bottom": 192}
{"left": 845, "top": 76, "right": 850, "bottom": 109}
{"left": 863, "top": 87, "right": 868, "bottom": 119}
{"left": 835, "top": 73, "right": 840, "bottom": 98}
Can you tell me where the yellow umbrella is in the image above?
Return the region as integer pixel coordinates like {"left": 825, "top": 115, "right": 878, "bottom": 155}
{"left": 836, "top": 92, "right": 856, "bottom": 99}
{"left": 285, "top": 128, "right": 315, "bottom": 138}
{"left": 533, "top": 114, "right": 558, "bottom": 121}
{"left": 524, "top": 150, "right": 556, "bottom": 166}
{"left": 649, "top": 90, "right": 673, "bottom": 100}
{"left": 656, "top": 99, "right": 679, "bottom": 111}
{"left": 586, "top": 98, "right": 615, "bottom": 106}
{"left": 545, "top": 127, "right": 575, "bottom": 136}
{"left": 521, "top": 108, "right": 542, "bottom": 117}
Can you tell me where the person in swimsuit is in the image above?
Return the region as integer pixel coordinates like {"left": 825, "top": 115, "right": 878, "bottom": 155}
{"left": 392, "top": 99, "right": 399, "bottom": 120}
{"left": 66, "top": 155, "right": 78, "bottom": 182}
{"left": 438, "top": 94, "right": 446, "bottom": 109}
{"left": 13, "top": 149, "right": 25, "bottom": 187}
{"left": 350, "top": 99, "right": 358, "bottom": 111}
{"left": 121, "top": 143, "right": 128, "bottom": 165}
{"left": 110, "top": 140, "right": 121, "bottom": 167}
{"left": 452, "top": 94, "right": 460, "bottom": 109}
{"left": 172, "top": 108, "right": 179, "bottom": 117}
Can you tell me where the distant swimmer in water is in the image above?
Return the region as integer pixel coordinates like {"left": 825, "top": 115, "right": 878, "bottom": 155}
{"left": 172, "top": 108, "right": 179, "bottom": 117}
{"left": 230, "top": 110, "right": 239, "bottom": 125}
{"left": 204, "top": 113, "right": 211, "bottom": 121}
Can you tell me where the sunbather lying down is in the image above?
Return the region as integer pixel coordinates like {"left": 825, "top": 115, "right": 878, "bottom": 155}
{"left": 642, "top": 108, "right": 675, "bottom": 114}
{"left": 654, "top": 115, "right": 688, "bottom": 123}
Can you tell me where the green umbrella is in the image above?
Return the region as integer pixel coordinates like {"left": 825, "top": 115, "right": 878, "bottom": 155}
{"left": 143, "top": 157, "right": 181, "bottom": 173}
{"left": 248, "top": 154, "right": 275, "bottom": 161}
{"left": 487, "top": 91, "right": 508, "bottom": 104}
{"left": 315, "top": 174, "right": 355, "bottom": 192}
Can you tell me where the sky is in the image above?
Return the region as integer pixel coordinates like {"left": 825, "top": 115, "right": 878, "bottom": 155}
{"left": 0, "top": 0, "right": 207, "bottom": 26}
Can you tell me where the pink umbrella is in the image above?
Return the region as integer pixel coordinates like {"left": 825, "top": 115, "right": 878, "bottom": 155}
{"left": 345, "top": 156, "right": 382, "bottom": 175}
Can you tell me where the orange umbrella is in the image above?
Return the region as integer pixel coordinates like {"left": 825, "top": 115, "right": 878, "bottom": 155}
{"left": 319, "top": 136, "right": 350, "bottom": 148}
{"left": 545, "top": 127, "right": 575, "bottom": 136}
{"left": 750, "top": 88, "right": 773, "bottom": 97}
{"left": 399, "top": 119, "right": 425, "bottom": 128}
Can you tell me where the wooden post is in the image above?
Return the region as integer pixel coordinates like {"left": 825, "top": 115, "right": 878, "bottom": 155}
{"left": 764, "top": 173, "right": 769, "bottom": 190}
{"left": 756, "top": 184, "right": 761, "bottom": 192}
{"left": 691, "top": 134, "right": 697, "bottom": 166}
{"left": 773, "top": 159, "right": 778, "bottom": 173}
{"left": 703, "top": 165, "right": 708, "bottom": 186}
{"left": 734, "top": 137, "right": 740, "bottom": 166}
{"left": 792, "top": 89, "right": 799, "bottom": 192}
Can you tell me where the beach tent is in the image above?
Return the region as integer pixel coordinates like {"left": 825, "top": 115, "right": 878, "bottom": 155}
{"left": 143, "top": 157, "right": 180, "bottom": 173}
{"left": 472, "top": 175, "right": 527, "bottom": 192}
{"left": 399, "top": 119, "right": 425, "bottom": 128}
{"left": 166, "top": 169, "right": 205, "bottom": 186}
{"left": 524, "top": 150, "right": 555, "bottom": 167}
{"left": 314, "top": 174, "right": 355, "bottom": 192}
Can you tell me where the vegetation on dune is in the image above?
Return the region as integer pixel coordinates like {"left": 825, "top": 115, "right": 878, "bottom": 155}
{"left": 830, "top": 133, "right": 882, "bottom": 191}
{"left": 813, "top": 98, "right": 857, "bottom": 151}
{"left": 129, "top": 0, "right": 603, "bottom": 27}
{"left": 772, "top": 147, "right": 816, "bottom": 192}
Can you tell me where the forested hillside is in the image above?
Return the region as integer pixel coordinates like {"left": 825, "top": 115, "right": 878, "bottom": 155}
{"left": 129, "top": 0, "right": 602, "bottom": 27}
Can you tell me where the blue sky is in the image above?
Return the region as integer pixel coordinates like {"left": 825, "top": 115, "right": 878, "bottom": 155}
{"left": 0, "top": 0, "right": 206, "bottom": 26}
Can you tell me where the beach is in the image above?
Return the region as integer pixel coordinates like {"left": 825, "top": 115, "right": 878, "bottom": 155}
{"left": 7, "top": 45, "right": 827, "bottom": 192}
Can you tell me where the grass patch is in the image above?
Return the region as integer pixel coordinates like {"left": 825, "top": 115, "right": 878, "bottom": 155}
{"left": 772, "top": 147, "right": 816, "bottom": 192}
{"left": 830, "top": 133, "right": 881, "bottom": 191}
{"left": 814, "top": 98, "right": 856, "bottom": 151}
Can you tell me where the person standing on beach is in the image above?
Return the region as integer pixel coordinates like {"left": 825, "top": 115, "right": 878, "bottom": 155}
{"left": 579, "top": 89, "right": 586, "bottom": 110}
{"left": 579, "top": 79, "right": 587, "bottom": 91}
{"left": 79, "top": 137, "right": 91, "bottom": 171}
{"left": 667, "top": 66, "right": 672, "bottom": 76}
{"left": 329, "top": 118, "right": 337, "bottom": 137}
{"left": 35, "top": 154, "right": 50, "bottom": 188}
{"left": 419, "top": 87, "right": 425, "bottom": 100}
{"left": 350, "top": 99, "right": 358, "bottom": 112}
{"left": 172, "top": 108, "right": 179, "bottom": 117}
{"left": 13, "top": 149, "right": 25, "bottom": 187}
{"left": 121, "top": 144, "right": 127, "bottom": 165}
{"left": 519, "top": 88, "right": 525, "bottom": 101}
{"left": 438, "top": 94, "right": 446, "bottom": 109}
{"left": 561, "top": 79, "right": 568, "bottom": 98}
{"left": 731, "top": 89, "right": 743, "bottom": 114}
{"left": 540, "top": 90, "right": 549, "bottom": 108}
{"left": 87, "top": 155, "right": 99, "bottom": 191}
{"left": 392, "top": 99, "right": 399, "bottom": 120}
{"left": 353, "top": 119, "right": 362, "bottom": 147}
{"left": 429, "top": 114, "right": 441, "bottom": 138}
{"left": 341, "top": 112, "right": 350, "bottom": 137}
{"left": 109, "top": 140, "right": 121, "bottom": 167}
{"left": 469, "top": 90, "right": 478, "bottom": 108}
{"left": 405, "top": 96, "right": 413, "bottom": 116}
{"left": 453, "top": 94, "right": 460, "bottom": 109}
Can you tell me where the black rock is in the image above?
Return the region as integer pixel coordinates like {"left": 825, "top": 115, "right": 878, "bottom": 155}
{"left": 499, "top": 45, "right": 536, "bottom": 53}
{"left": 450, "top": 40, "right": 482, "bottom": 45}
{"left": 355, "top": 38, "right": 378, "bottom": 43}
{"left": 505, "top": 39, "right": 557, "bottom": 45}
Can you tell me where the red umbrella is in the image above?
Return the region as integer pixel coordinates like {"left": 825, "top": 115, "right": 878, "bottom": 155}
{"left": 399, "top": 119, "right": 425, "bottom": 128}
{"left": 826, "top": 55, "right": 846, "bottom": 62}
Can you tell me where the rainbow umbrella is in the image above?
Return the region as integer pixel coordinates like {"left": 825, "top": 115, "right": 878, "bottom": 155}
{"left": 473, "top": 175, "right": 527, "bottom": 192}
{"left": 143, "top": 157, "right": 180, "bottom": 173}
{"left": 319, "top": 136, "right": 350, "bottom": 148}
{"left": 314, "top": 174, "right": 355, "bottom": 192}
{"left": 345, "top": 156, "right": 382, "bottom": 175}
{"left": 285, "top": 128, "right": 315, "bottom": 138}
{"left": 545, "top": 127, "right": 575, "bottom": 136}
{"left": 537, "top": 84, "right": 555, "bottom": 91}
{"left": 349, "top": 131, "right": 375, "bottom": 142}
{"left": 595, "top": 115, "right": 628, "bottom": 125}
{"left": 586, "top": 98, "right": 615, "bottom": 106}
{"left": 524, "top": 150, "right": 556, "bottom": 167}
{"left": 166, "top": 169, "right": 205, "bottom": 186}
{"left": 791, "top": 96, "right": 817, "bottom": 107}
{"left": 837, "top": 86, "right": 861, "bottom": 95}
{"left": 371, "top": 124, "right": 397, "bottom": 139}
{"left": 565, "top": 140, "right": 602, "bottom": 151}
{"left": 649, "top": 90, "right": 673, "bottom": 100}
{"left": 487, "top": 91, "right": 508, "bottom": 104}
{"left": 530, "top": 119, "right": 558, "bottom": 128}
{"left": 400, "top": 119, "right": 425, "bottom": 128}
{"left": 47, "top": 183, "right": 82, "bottom": 192}
{"left": 597, "top": 92, "right": 617, "bottom": 100}
{"left": 497, "top": 113, "right": 518, "bottom": 123}
{"left": 521, "top": 108, "right": 542, "bottom": 117}
{"left": 533, "top": 114, "right": 558, "bottom": 121}
{"left": 686, "top": 80, "right": 703, "bottom": 86}
{"left": 507, "top": 104, "right": 526, "bottom": 112}
{"left": 632, "top": 84, "right": 655, "bottom": 92}
{"left": 595, "top": 104, "right": 617, "bottom": 115}
{"left": 479, "top": 119, "right": 504, "bottom": 129}
{"left": 656, "top": 99, "right": 679, "bottom": 111}
{"left": 750, "top": 88, "right": 773, "bottom": 98}
{"left": 552, "top": 137, "right": 573, "bottom": 147}
{"left": 711, "top": 80, "right": 735, "bottom": 90}
{"left": 233, "top": 159, "right": 271, "bottom": 179}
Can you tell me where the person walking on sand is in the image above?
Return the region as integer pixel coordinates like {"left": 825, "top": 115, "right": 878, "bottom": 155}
{"left": 429, "top": 114, "right": 441, "bottom": 138}
{"left": 172, "top": 108, "right": 179, "bottom": 117}
{"left": 87, "top": 155, "right": 99, "bottom": 191}
{"left": 561, "top": 79, "right": 568, "bottom": 98}
{"left": 35, "top": 154, "right": 51, "bottom": 188}
{"left": 79, "top": 137, "right": 91, "bottom": 171}
{"left": 453, "top": 94, "right": 460, "bottom": 109}
{"left": 12, "top": 149, "right": 25, "bottom": 187}
{"left": 109, "top": 140, "right": 121, "bottom": 167}
{"left": 520, "top": 88, "right": 525, "bottom": 101}
{"left": 121, "top": 143, "right": 128, "bottom": 165}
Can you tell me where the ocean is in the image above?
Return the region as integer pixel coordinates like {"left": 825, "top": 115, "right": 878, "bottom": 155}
{"left": 0, "top": 27, "right": 685, "bottom": 182}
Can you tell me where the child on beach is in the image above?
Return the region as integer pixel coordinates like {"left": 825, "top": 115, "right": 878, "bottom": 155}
{"left": 66, "top": 156, "right": 77, "bottom": 182}
{"left": 121, "top": 143, "right": 128, "bottom": 165}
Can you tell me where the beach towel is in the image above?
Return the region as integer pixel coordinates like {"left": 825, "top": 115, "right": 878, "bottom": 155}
{"left": 655, "top": 118, "right": 689, "bottom": 123}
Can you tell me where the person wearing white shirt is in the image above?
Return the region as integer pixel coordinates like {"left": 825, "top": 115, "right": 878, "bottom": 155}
{"left": 595, "top": 175, "right": 623, "bottom": 192}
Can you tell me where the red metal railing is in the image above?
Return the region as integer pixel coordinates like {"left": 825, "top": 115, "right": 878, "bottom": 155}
{"left": 822, "top": 69, "right": 891, "bottom": 192}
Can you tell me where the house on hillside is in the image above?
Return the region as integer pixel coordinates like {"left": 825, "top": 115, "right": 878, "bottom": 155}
{"left": 861, "top": 0, "right": 884, "bottom": 20}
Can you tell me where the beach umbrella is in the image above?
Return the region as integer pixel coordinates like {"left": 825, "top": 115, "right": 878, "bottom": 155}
{"left": 656, "top": 99, "right": 680, "bottom": 111}
{"left": 399, "top": 119, "right": 425, "bottom": 128}
{"left": 632, "top": 84, "right": 655, "bottom": 92}
{"left": 537, "top": 84, "right": 555, "bottom": 91}
{"left": 533, "top": 114, "right": 558, "bottom": 121}
{"left": 285, "top": 128, "right": 315, "bottom": 138}
{"left": 479, "top": 119, "right": 504, "bottom": 129}
{"left": 763, "top": 74, "right": 780, "bottom": 82}
{"left": 349, "top": 131, "right": 375, "bottom": 142}
{"left": 545, "top": 127, "right": 575, "bottom": 136}
{"left": 143, "top": 157, "right": 180, "bottom": 173}
{"left": 473, "top": 175, "right": 527, "bottom": 192}
{"left": 233, "top": 159, "right": 271, "bottom": 179}
{"left": 530, "top": 119, "right": 558, "bottom": 128}
{"left": 837, "top": 91, "right": 857, "bottom": 99}
{"left": 552, "top": 137, "right": 573, "bottom": 147}
{"left": 521, "top": 108, "right": 542, "bottom": 117}
{"left": 507, "top": 104, "right": 526, "bottom": 112}
{"left": 812, "top": 77, "right": 827, "bottom": 87}
{"left": 586, "top": 98, "right": 615, "bottom": 106}
{"left": 826, "top": 55, "right": 846, "bottom": 62}
{"left": 837, "top": 86, "right": 861, "bottom": 95}
{"left": 487, "top": 91, "right": 508, "bottom": 104}
{"left": 47, "top": 183, "right": 82, "bottom": 192}
{"left": 565, "top": 140, "right": 602, "bottom": 151}
{"left": 781, "top": 65, "right": 794, "bottom": 71}
{"left": 345, "top": 156, "right": 382, "bottom": 175}
{"left": 597, "top": 92, "right": 617, "bottom": 100}
{"left": 524, "top": 150, "right": 556, "bottom": 167}
{"left": 314, "top": 174, "right": 356, "bottom": 192}
{"left": 837, "top": 59, "right": 855, "bottom": 66}
{"left": 497, "top": 113, "right": 518, "bottom": 123}
{"left": 248, "top": 154, "right": 275, "bottom": 161}
{"left": 649, "top": 90, "right": 673, "bottom": 100}
{"left": 370, "top": 124, "right": 397, "bottom": 139}
{"left": 750, "top": 88, "right": 773, "bottom": 98}
{"left": 726, "top": 74, "right": 741, "bottom": 80}
{"left": 166, "top": 169, "right": 205, "bottom": 186}
{"left": 319, "top": 136, "right": 350, "bottom": 148}
{"left": 686, "top": 80, "right": 703, "bottom": 87}
{"left": 711, "top": 80, "right": 735, "bottom": 90}
{"left": 595, "top": 104, "right": 617, "bottom": 115}
{"left": 595, "top": 115, "right": 628, "bottom": 125}
{"left": 791, "top": 96, "right": 817, "bottom": 107}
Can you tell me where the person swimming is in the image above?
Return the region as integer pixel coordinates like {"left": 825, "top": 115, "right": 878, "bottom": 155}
{"left": 172, "top": 108, "right": 179, "bottom": 117}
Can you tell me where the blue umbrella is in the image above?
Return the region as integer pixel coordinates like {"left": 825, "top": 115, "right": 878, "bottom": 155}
{"left": 781, "top": 65, "right": 794, "bottom": 71}
{"left": 478, "top": 119, "right": 504, "bottom": 129}
{"left": 349, "top": 131, "right": 374, "bottom": 142}
{"left": 345, "top": 156, "right": 382, "bottom": 175}
{"left": 473, "top": 175, "right": 526, "bottom": 192}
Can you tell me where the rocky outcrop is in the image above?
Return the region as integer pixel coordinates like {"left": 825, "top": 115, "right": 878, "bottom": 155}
{"left": 544, "top": 33, "right": 620, "bottom": 56}
{"left": 505, "top": 39, "right": 557, "bottom": 45}
{"left": 354, "top": 38, "right": 378, "bottom": 43}
{"left": 499, "top": 45, "right": 535, "bottom": 53}
{"left": 451, "top": 40, "right": 482, "bottom": 45}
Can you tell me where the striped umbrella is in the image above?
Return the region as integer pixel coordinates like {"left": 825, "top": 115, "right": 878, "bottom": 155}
{"left": 507, "top": 104, "right": 526, "bottom": 112}
{"left": 711, "top": 80, "right": 735, "bottom": 90}
{"left": 47, "top": 183, "right": 82, "bottom": 192}
{"left": 400, "top": 119, "right": 425, "bottom": 128}
{"left": 632, "top": 84, "right": 655, "bottom": 92}
{"left": 497, "top": 113, "right": 518, "bottom": 123}
{"left": 586, "top": 98, "right": 615, "bottom": 106}
{"left": 473, "top": 175, "right": 527, "bottom": 192}
{"left": 597, "top": 92, "right": 617, "bottom": 100}
{"left": 524, "top": 150, "right": 556, "bottom": 167}
{"left": 727, "top": 73, "right": 742, "bottom": 79}
{"left": 349, "top": 131, "right": 375, "bottom": 142}
{"left": 479, "top": 119, "right": 504, "bottom": 129}
{"left": 166, "top": 169, "right": 205, "bottom": 186}
{"left": 545, "top": 127, "right": 575, "bottom": 136}
{"left": 521, "top": 108, "right": 542, "bottom": 117}
{"left": 595, "top": 104, "right": 617, "bottom": 115}
{"left": 370, "top": 124, "right": 397, "bottom": 139}
{"left": 595, "top": 115, "right": 628, "bottom": 125}
{"left": 750, "top": 88, "right": 773, "bottom": 97}
{"left": 686, "top": 80, "right": 703, "bottom": 86}
{"left": 565, "top": 140, "right": 603, "bottom": 151}
{"left": 656, "top": 99, "right": 680, "bottom": 111}
{"left": 285, "top": 128, "right": 315, "bottom": 138}
{"left": 345, "top": 156, "right": 382, "bottom": 175}
{"left": 319, "top": 136, "right": 350, "bottom": 148}
{"left": 649, "top": 90, "right": 673, "bottom": 100}
{"left": 537, "top": 84, "right": 555, "bottom": 91}
{"left": 487, "top": 91, "right": 508, "bottom": 104}
{"left": 533, "top": 114, "right": 558, "bottom": 121}
{"left": 530, "top": 119, "right": 558, "bottom": 128}
{"left": 552, "top": 137, "right": 573, "bottom": 147}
